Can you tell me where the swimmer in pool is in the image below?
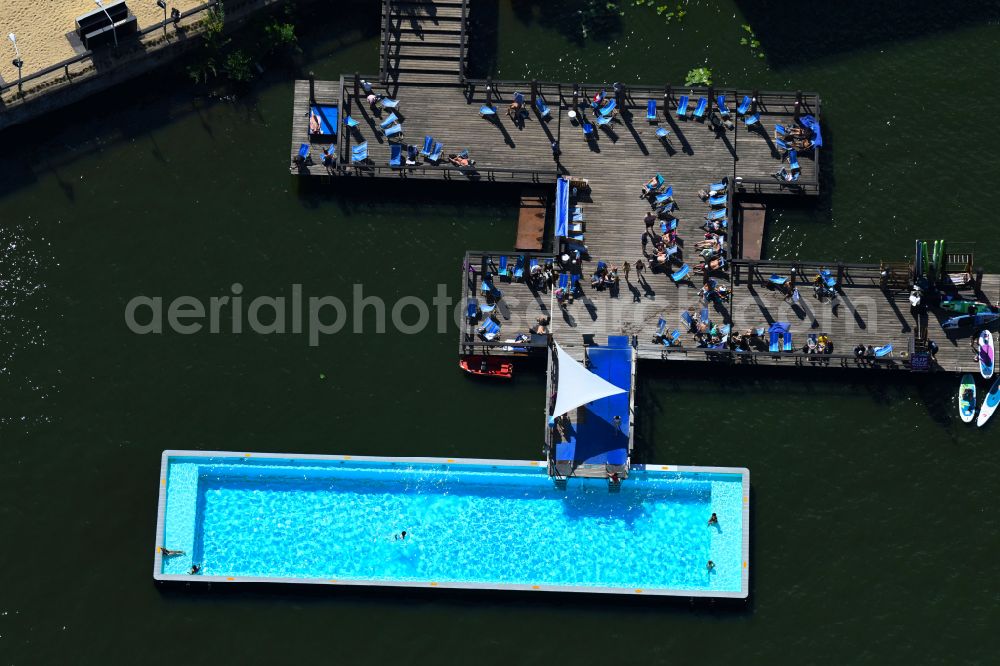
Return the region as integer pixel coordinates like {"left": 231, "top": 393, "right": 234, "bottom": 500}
{"left": 159, "top": 547, "right": 185, "bottom": 557}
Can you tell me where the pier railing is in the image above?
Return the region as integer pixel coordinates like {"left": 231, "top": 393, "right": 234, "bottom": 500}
{"left": 457, "top": 0, "right": 470, "bottom": 84}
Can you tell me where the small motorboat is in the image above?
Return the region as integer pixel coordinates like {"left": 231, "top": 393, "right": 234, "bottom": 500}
{"left": 459, "top": 356, "right": 513, "bottom": 379}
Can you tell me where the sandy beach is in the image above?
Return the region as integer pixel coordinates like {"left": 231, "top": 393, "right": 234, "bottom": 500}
{"left": 0, "top": 0, "right": 202, "bottom": 85}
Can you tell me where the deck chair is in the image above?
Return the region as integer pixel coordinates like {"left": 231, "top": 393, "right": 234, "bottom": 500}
{"left": 513, "top": 91, "right": 525, "bottom": 106}
{"left": 744, "top": 113, "right": 760, "bottom": 127}
{"left": 657, "top": 201, "right": 676, "bottom": 215}
{"left": 528, "top": 257, "right": 539, "bottom": 275}
{"left": 389, "top": 144, "right": 402, "bottom": 167}
{"left": 769, "top": 274, "right": 788, "bottom": 287}
{"left": 676, "top": 95, "right": 689, "bottom": 118}
{"left": 351, "top": 142, "right": 368, "bottom": 163}
{"left": 497, "top": 255, "right": 510, "bottom": 279}
{"left": 479, "top": 317, "right": 502, "bottom": 341}
{"left": 719, "top": 324, "right": 732, "bottom": 336}
{"left": 737, "top": 95, "right": 753, "bottom": 115}
{"left": 706, "top": 208, "right": 728, "bottom": 221}
{"left": 296, "top": 143, "right": 309, "bottom": 162}
{"left": 819, "top": 269, "right": 837, "bottom": 288}
{"left": 596, "top": 115, "right": 613, "bottom": 127}
{"left": 384, "top": 123, "right": 403, "bottom": 139}
{"left": 645, "top": 173, "right": 666, "bottom": 194}
{"left": 666, "top": 329, "right": 682, "bottom": 346}
{"left": 874, "top": 344, "right": 893, "bottom": 358}
{"left": 535, "top": 96, "right": 551, "bottom": 119}
{"left": 788, "top": 150, "right": 801, "bottom": 171}
{"left": 655, "top": 127, "right": 671, "bottom": 140}
{"left": 344, "top": 115, "right": 360, "bottom": 129}
{"left": 478, "top": 301, "right": 496, "bottom": 316}
{"left": 558, "top": 273, "right": 569, "bottom": 290}
{"left": 379, "top": 98, "right": 400, "bottom": 110}
{"left": 568, "top": 274, "right": 581, "bottom": 295}
{"left": 775, "top": 138, "right": 789, "bottom": 152}
{"left": 646, "top": 99, "right": 657, "bottom": 122}
{"left": 599, "top": 99, "right": 617, "bottom": 117}
{"left": 700, "top": 306, "right": 710, "bottom": 324}
{"left": 406, "top": 144, "right": 419, "bottom": 164}
{"left": 774, "top": 124, "right": 786, "bottom": 138}
{"left": 582, "top": 122, "right": 596, "bottom": 139}
{"left": 716, "top": 95, "right": 731, "bottom": 118}
{"left": 572, "top": 207, "right": 584, "bottom": 222}
{"left": 419, "top": 135, "right": 434, "bottom": 156}
{"left": 709, "top": 194, "right": 727, "bottom": 207}
{"left": 693, "top": 97, "right": 708, "bottom": 119}
{"left": 709, "top": 177, "right": 728, "bottom": 193}
{"left": 513, "top": 256, "right": 525, "bottom": 281}
{"left": 671, "top": 264, "right": 691, "bottom": 283}
{"left": 681, "top": 310, "right": 695, "bottom": 330}
{"left": 480, "top": 104, "right": 497, "bottom": 117}
{"left": 466, "top": 298, "right": 478, "bottom": 323}
{"left": 655, "top": 317, "right": 667, "bottom": 338}
{"left": 379, "top": 113, "right": 399, "bottom": 129}
{"left": 660, "top": 218, "right": 678, "bottom": 234}
{"left": 654, "top": 186, "right": 674, "bottom": 206}
{"left": 427, "top": 142, "right": 444, "bottom": 162}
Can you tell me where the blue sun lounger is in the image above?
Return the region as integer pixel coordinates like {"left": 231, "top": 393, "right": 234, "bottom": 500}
{"left": 380, "top": 113, "right": 399, "bottom": 130}
{"left": 744, "top": 113, "right": 760, "bottom": 127}
{"left": 384, "top": 123, "right": 403, "bottom": 139}
{"left": 654, "top": 186, "right": 673, "bottom": 206}
{"left": 671, "top": 264, "right": 691, "bottom": 283}
{"left": 380, "top": 98, "right": 399, "bottom": 110}
{"left": 700, "top": 306, "right": 710, "bottom": 324}
{"left": 583, "top": 122, "right": 595, "bottom": 139}
{"left": 665, "top": 329, "right": 681, "bottom": 346}
{"left": 709, "top": 194, "right": 727, "bottom": 207}
{"left": 716, "top": 95, "right": 731, "bottom": 118}
{"left": 497, "top": 255, "right": 510, "bottom": 278}
{"left": 775, "top": 138, "right": 789, "bottom": 152}
{"left": 571, "top": 274, "right": 582, "bottom": 295}
{"left": 344, "top": 115, "right": 360, "bottom": 129}
{"left": 655, "top": 127, "right": 670, "bottom": 140}
{"left": 693, "top": 97, "right": 708, "bottom": 119}
{"left": 351, "top": 142, "right": 368, "bottom": 163}
{"left": 427, "top": 142, "right": 444, "bottom": 162}
{"left": 769, "top": 274, "right": 788, "bottom": 286}
{"left": 655, "top": 317, "right": 667, "bottom": 338}
{"left": 599, "top": 99, "right": 617, "bottom": 117}
{"left": 513, "top": 256, "right": 525, "bottom": 281}
{"left": 676, "top": 95, "right": 689, "bottom": 118}
{"left": 528, "top": 257, "right": 538, "bottom": 275}
{"left": 657, "top": 201, "right": 675, "bottom": 214}
{"left": 788, "top": 150, "right": 800, "bottom": 171}
{"left": 572, "top": 207, "right": 584, "bottom": 222}
{"left": 646, "top": 99, "right": 657, "bottom": 122}
{"left": 737, "top": 95, "right": 753, "bottom": 115}
{"left": 709, "top": 178, "right": 728, "bottom": 193}
{"left": 819, "top": 269, "right": 837, "bottom": 288}
{"left": 466, "top": 298, "right": 479, "bottom": 324}
{"left": 480, "top": 301, "right": 496, "bottom": 316}
{"left": 389, "top": 144, "right": 402, "bottom": 167}
{"left": 596, "top": 115, "right": 613, "bottom": 127}
{"left": 480, "top": 104, "right": 497, "bottom": 117}
{"left": 874, "top": 344, "right": 893, "bottom": 358}
{"left": 479, "top": 317, "right": 501, "bottom": 341}
{"left": 558, "top": 273, "right": 569, "bottom": 290}
{"left": 513, "top": 91, "right": 525, "bottom": 106}
{"left": 681, "top": 310, "right": 694, "bottom": 330}
{"left": 419, "top": 135, "right": 433, "bottom": 156}
{"left": 535, "top": 96, "right": 551, "bottom": 119}
{"left": 297, "top": 143, "right": 309, "bottom": 161}
{"left": 706, "top": 208, "right": 727, "bottom": 221}
{"left": 660, "top": 218, "right": 678, "bottom": 234}
{"left": 775, "top": 124, "right": 786, "bottom": 138}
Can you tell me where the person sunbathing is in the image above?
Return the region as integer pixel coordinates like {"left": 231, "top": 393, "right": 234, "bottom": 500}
{"left": 309, "top": 112, "right": 322, "bottom": 134}
{"left": 697, "top": 258, "right": 724, "bottom": 273}
{"left": 786, "top": 125, "right": 808, "bottom": 138}
{"left": 448, "top": 153, "right": 475, "bottom": 167}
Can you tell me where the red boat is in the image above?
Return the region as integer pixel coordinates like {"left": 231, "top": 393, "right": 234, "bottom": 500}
{"left": 459, "top": 356, "right": 514, "bottom": 379}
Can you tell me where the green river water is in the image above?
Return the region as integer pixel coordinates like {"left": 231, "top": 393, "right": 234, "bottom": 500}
{"left": 1, "top": 1, "right": 998, "bottom": 663}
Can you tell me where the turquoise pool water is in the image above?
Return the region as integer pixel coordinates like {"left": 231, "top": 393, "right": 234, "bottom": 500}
{"left": 157, "top": 454, "right": 748, "bottom": 596}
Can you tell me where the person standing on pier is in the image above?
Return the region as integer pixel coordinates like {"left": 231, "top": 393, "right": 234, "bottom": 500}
{"left": 623, "top": 261, "right": 631, "bottom": 282}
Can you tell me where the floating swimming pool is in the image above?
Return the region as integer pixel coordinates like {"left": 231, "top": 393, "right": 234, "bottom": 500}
{"left": 154, "top": 452, "right": 749, "bottom": 598}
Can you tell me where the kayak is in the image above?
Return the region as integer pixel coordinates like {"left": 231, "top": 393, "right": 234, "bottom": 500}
{"left": 459, "top": 356, "right": 513, "bottom": 379}
{"left": 942, "top": 313, "right": 1000, "bottom": 329}
{"left": 940, "top": 299, "right": 997, "bottom": 315}
{"left": 958, "top": 373, "right": 976, "bottom": 423}
{"left": 980, "top": 330, "right": 995, "bottom": 379}
{"left": 977, "top": 376, "right": 1000, "bottom": 427}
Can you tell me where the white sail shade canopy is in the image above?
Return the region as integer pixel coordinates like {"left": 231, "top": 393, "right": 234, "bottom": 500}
{"left": 551, "top": 342, "right": 627, "bottom": 419}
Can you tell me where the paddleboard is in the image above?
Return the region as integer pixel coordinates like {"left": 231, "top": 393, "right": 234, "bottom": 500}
{"left": 958, "top": 373, "right": 976, "bottom": 423}
{"left": 942, "top": 313, "right": 1000, "bottom": 330}
{"left": 979, "top": 330, "right": 994, "bottom": 379}
{"left": 977, "top": 376, "right": 1000, "bottom": 427}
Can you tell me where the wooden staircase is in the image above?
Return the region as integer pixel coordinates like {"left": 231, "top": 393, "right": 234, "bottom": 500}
{"left": 379, "top": 0, "right": 469, "bottom": 85}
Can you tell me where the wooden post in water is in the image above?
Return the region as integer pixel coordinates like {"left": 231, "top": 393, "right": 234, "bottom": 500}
{"left": 308, "top": 71, "right": 315, "bottom": 104}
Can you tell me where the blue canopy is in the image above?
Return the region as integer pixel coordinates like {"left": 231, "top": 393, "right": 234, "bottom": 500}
{"left": 555, "top": 177, "right": 570, "bottom": 237}
{"left": 799, "top": 114, "right": 823, "bottom": 147}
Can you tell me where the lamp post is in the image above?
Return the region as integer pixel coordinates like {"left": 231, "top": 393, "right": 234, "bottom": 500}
{"left": 95, "top": 0, "right": 118, "bottom": 50}
{"left": 8, "top": 33, "right": 23, "bottom": 94}
{"left": 156, "top": 1, "right": 167, "bottom": 37}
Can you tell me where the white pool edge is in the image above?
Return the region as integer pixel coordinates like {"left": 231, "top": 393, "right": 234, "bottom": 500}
{"left": 153, "top": 450, "right": 750, "bottom": 599}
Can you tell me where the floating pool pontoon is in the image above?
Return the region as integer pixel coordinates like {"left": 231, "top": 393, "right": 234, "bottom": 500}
{"left": 154, "top": 451, "right": 749, "bottom": 598}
